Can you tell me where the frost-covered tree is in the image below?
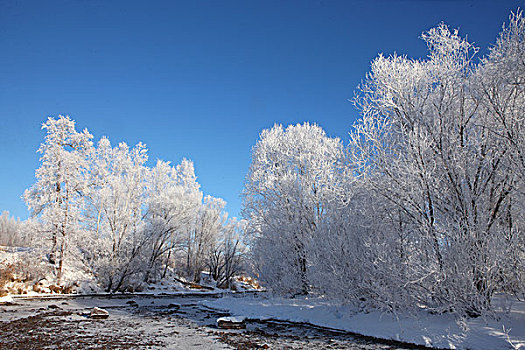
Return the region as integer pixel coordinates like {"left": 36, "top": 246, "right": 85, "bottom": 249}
{"left": 476, "top": 11, "right": 525, "bottom": 298}
{"left": 22, "top": 115, "right": 240, "bottom": 291}
{"left": 144, "top": 159, "right": 202, "bottom": 282}
{"left": 0, "top": 211, "right": 25, "bottom": 246}
{"left": 243, "top": 123, "right": 345, "bottom": 295}
{"left": 349, "top": 12, "right": 524, "bottom": 315}
{"left": 183, "top": 195, "right": 227, "bottom": 283}
{"left": 206, "top": 218, "right": 247, "bottom": 288}
{"left": 243, "top": 11, "right": 524, "bottom": 316}
{"left": 0, "top": 213, "right": 44, "bottom": 248}
{"left": 82, "top": 138, "right": 149, "bottom": 292}
{"left": 24, "top": 116, "right": 93, "bottom": 281}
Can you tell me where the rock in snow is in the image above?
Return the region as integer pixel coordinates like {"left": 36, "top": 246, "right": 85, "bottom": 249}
{"left": 126, "top": 300, "right": 139, "bottom": 307}
{"left": 90, "top": 307, "right": 109, "bottom": 319}
{"left": 217, "top": 316, "right": 246, "bottom": 329}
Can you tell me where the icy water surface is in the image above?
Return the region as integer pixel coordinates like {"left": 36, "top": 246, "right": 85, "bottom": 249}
{"left": 0, "top": 294, "right": 432, "bottom": 349}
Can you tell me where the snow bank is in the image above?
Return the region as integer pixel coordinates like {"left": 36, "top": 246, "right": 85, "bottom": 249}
{"left": 204, "top": 295, "right": 525, "bottom": 350}
{"left": 0, "top": 295, "right": 14, "bottom": 304}
{"left": 217, "top": 316, "right": 246, "bottom": 323}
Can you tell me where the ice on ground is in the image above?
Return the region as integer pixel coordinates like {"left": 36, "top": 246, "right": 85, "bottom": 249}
{"left": 204, "top": 294, "right": 525, "bottom": 350}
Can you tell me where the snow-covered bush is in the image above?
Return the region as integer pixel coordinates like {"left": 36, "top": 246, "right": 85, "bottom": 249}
{"left": 0, "top": 248, "right": 52, "bottom": 295}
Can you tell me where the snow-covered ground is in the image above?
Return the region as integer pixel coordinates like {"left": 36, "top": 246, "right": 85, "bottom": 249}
{"left": 1, "top": 294, "right": 418, "bottom": 349}
{"left": 204, "top": 294, "right": 525, "bottom": 350}
{"left": 4, "top": 292, "right": 523, "bottom": 349}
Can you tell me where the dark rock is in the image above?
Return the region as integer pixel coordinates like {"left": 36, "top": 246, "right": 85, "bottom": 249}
{"left": 126, "top": 300, "right": 139, "bottom": 307}
{"left": 217, "top": 316, "right": 246, "bottom": 330}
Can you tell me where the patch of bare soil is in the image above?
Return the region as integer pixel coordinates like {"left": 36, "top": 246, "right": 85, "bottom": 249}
{"left": 0, "top": 309, "right": 164, "bottom": 349}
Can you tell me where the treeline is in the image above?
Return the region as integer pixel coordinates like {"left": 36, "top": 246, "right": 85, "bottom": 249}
{"left": 19, "top": 117, "right": 245, "bottom": 292}
{"left": 243, "top": 12, "right": 524, "bottom": 316}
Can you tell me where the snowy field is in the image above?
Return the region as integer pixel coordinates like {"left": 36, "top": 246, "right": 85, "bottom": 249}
{"left": 204, "top": 294, "right": 525, "bottom": 350}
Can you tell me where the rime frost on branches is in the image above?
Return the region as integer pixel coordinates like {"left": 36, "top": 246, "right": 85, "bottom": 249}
{"left": 243, "top": 122, "right": 345, "bottom": 295}
{"left": 242, "top": 11, "right": 524, "bottom": 316}
{"left": 144, "top": 159, "right": 202, "bottom": 282}
{"left": 82, "top": 138, "right": 149, "bottom": 292}
{"left": 24, "top": 116, "right": 93, "bottom": 281}
{"left": 349, "top": 12, "right": 524, "bottom": 315}
{"left": 24, "top": 116, "right": 244, "bottom": 291}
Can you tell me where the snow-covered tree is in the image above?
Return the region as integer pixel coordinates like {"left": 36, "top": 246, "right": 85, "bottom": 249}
{"left": 144, "top": 158, "right": 202, "bottom": 282}
{"left": 24, "top": 116, "right": 93, "bottom": 281}
{"left": 476, "top": 10, "right": 525, "bottom": 298}
{"left": 0, "top": 211, "right": 24, "bottom": 246}
{"left": 349, "top": 13, "right": 524, "bottom": 315}
{"left": 21, "top": 115, "right": 241, "bottom": 291}
{"left": 242, "top": 11, "right": 524, "bottom": 316}
{"left": 243, "top": 123, "right": 345, "bottom": 295}
{"left": 82, "top": 138, "right": 149, "bottom": 292}
{"left": 206, "top": 218, "right": 247, "bottom": 288}
{"left": 183, "top": 195, "right": 227, "bottom": 283}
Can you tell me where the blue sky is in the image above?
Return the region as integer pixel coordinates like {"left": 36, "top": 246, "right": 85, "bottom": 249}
{"left": 0, "top": 0, "right": 522, "bottom": 220}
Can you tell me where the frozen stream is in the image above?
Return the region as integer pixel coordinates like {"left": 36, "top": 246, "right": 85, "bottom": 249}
{"left": 0, "top": 294, "right": 431, "bottom": 349}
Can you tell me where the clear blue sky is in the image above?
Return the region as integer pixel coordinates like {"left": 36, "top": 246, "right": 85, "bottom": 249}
{"left": 0, "top": 0, "right": 521, "bottom": 220}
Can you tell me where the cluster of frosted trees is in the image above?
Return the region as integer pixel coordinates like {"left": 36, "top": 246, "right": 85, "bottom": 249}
{"left": 243, "top": 12, "right": 524, "bottom": 316}
{"left": 0, "top": 212, "right": 29, "bottom": 247}
{"left": 24, "top": 117, "right": 245, "bottom": 292}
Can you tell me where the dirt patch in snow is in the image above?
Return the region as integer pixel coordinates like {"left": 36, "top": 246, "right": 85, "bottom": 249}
{"left": 0, "top": 309, "right": 165, "bottom": 349}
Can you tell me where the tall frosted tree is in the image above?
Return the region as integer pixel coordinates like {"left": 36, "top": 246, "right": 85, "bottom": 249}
{"left": 184, "top": 195, "right": 227, "bottom": 283}
{"left": 24, "top": 116, "right": 93, "bottom": 281}
{"left": 82, "top": 138, "right": 149, "bottom": 292}
{"left": 243, "top": 123, "right": 344, "bottom": 295}
{"left": 145, "top": 158, "right": 202, "bottom": 281}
